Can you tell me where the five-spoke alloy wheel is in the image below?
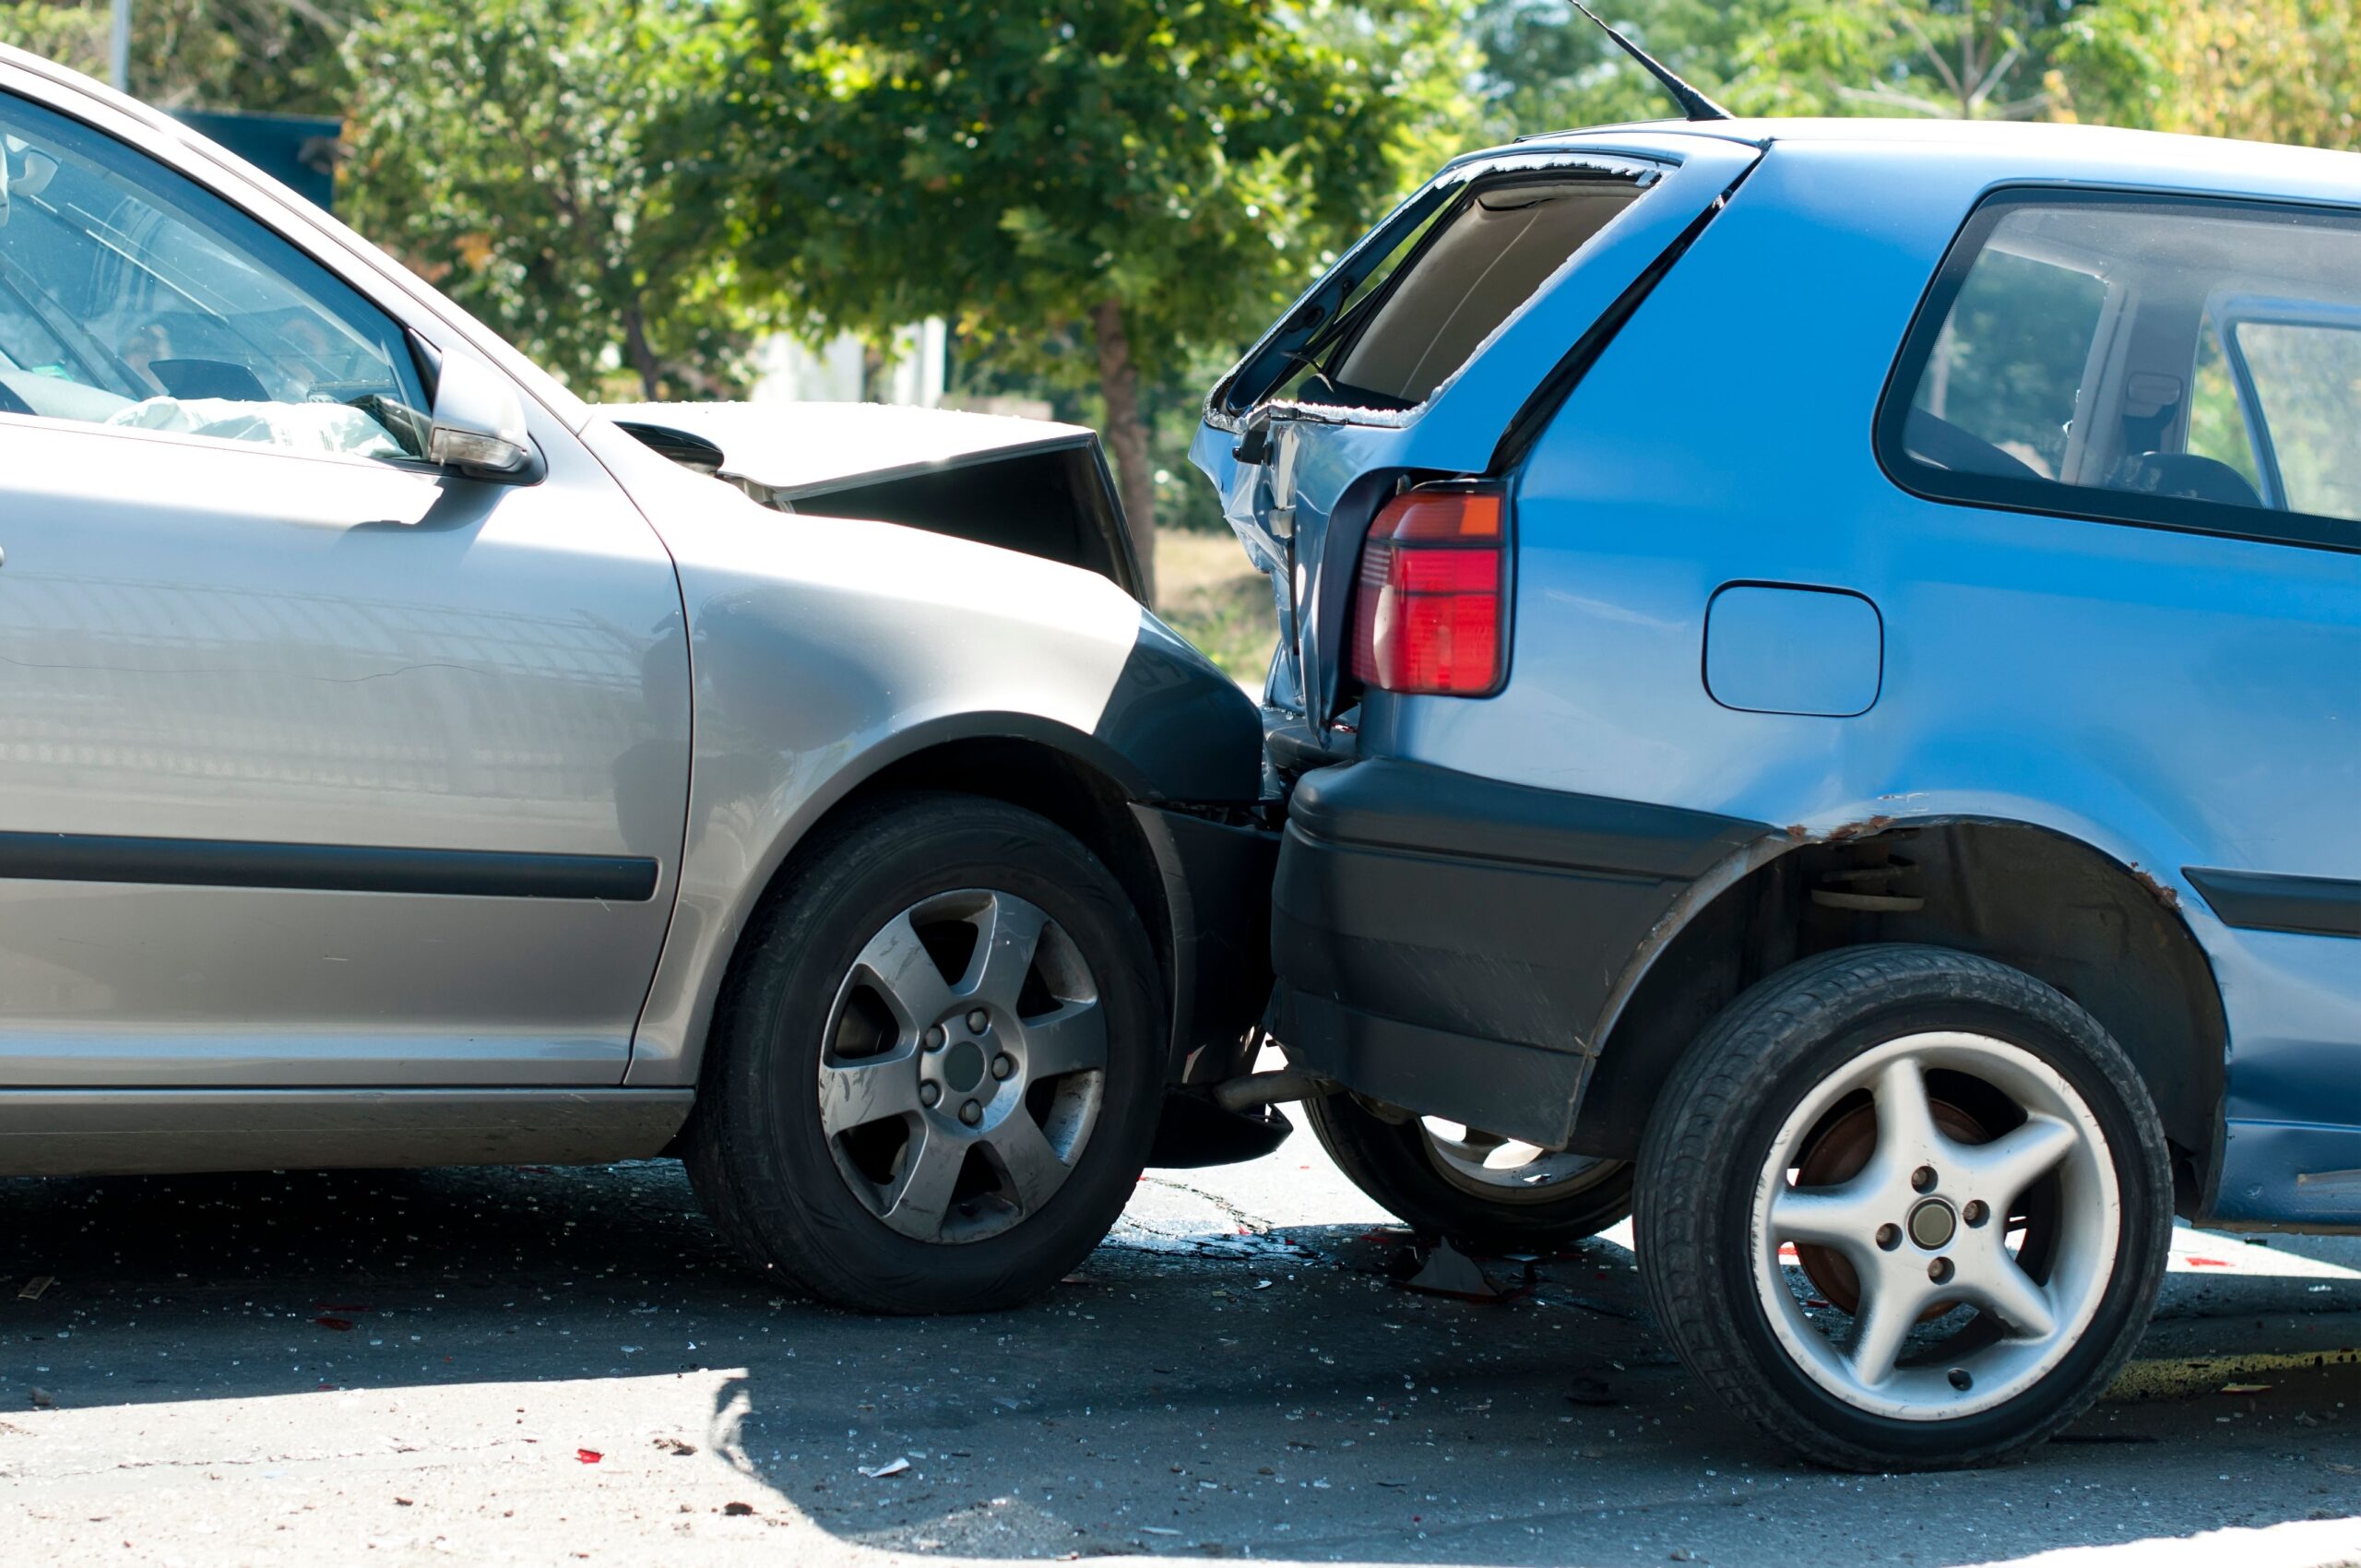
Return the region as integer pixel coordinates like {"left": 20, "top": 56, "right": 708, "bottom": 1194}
{"left": 685, "top": 793, "right": 1162, "bottom": 1314}
{"left": 1751, "top": 1031, "right": 2117, "bottom": 1420}
{"left": 1637, "top": 944, "right": 2172, "bottom": 1470}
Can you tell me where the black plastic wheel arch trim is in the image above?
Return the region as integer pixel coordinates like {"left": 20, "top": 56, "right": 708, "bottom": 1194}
{"left": 0, "top": 831, "right": 660, "bottom": 901}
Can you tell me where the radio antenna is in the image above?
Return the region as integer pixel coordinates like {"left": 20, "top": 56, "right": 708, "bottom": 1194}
{"left": 1572, "top": 3, "right": 1733, "bottom": 122}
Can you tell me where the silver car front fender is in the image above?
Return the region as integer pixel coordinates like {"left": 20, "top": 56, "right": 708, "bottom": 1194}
{"left": 583, "top": 422, "right": 1263, "bottom": 1088}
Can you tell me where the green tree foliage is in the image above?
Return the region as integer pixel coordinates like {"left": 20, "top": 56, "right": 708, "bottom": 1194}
{"left": 1458, "top": 1, "right": 2088, "bottom": 131}
{"left": 2052, "top": 0, "right": 2361, "bottom": 146}
{"left": 681, "top": 0, "right": 1477, "bottom": 593}
{"left": 1729, "top": 1, "right": 2080, "bottom": 120}
{"left": 1465, "top": 1, "right": 1758, "bottom": 137}
{"left": 1, "top": 0, "right": 356, "bottom": 113}
{"left": 341, "top": 0, "right": 751, "bottom": 398}
{"left": 42, "top": 0, "right": 2359, "bottom": 573}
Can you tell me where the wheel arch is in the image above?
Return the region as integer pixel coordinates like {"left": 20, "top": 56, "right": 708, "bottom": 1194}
{"left": 685, "top": 716, "right": 1180, "bottom": 1088}
{"left": 802, "top": 725, "right": 1177, "bottom": 994}
{"left": 1572, "top": 816, "right": 2227, "bottom": 1215}
{"left": 628, "top": 584, "right": 1269, "bottom": 1097}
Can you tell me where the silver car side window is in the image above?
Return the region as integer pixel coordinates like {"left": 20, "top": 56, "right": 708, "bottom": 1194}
{"left": 0, "top": 91, "right": 431, "bottom": 460}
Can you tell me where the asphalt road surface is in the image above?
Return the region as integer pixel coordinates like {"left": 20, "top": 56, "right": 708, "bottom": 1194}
{"left": 0, "top": 1118, "right": 2355, "bottom": 1568}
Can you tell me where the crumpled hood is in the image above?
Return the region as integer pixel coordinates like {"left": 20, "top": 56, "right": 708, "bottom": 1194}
{"left": 596, "top": 398, "right": 1145, "bottom": 600}
{"left": 599, "top": 399, "right": 1097, "bottom": 502}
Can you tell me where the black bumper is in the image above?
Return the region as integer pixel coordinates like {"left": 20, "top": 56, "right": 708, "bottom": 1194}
{"left": 1132, "top": 803, "right": 1290, "bottom": 1168}
{"left": 1131, "top": 803, "right": 1279, "bottom": 1080}
{"left": 1270, "top": 759, "right": 1765, "bottom": 1149}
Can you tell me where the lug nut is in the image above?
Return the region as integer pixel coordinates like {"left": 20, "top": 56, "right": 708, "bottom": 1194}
{"left": 923, "top": 1026, "right": 946, "bottom": 1051}
{"left": 1875, "top": 1223, "right": 1902, "bottom": 1252}
{"left": 991, "top": 1053, "right": 1015, "bottom": 1081}
{"left": 1911, "top": 1165, "right": 1938, "bottom": 1194}
{"left": 1963, "top": 1200, "right": 1989, "bottom": 1228}
{"left": 1928, "top": 1256, "right": 1954, "bottom": 1285}
{"left": 919, "top": 1081, "right": 941, "bottom": 1108}
{"left": 959, "top": 1099, "right": 982, "bottom": 1126}
{"left": 967, "top": 1009, "right": 991, "bottom": 1033}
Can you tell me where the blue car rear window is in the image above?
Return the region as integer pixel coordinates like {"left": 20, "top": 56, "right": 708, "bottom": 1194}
{"left": 1215, "top": 159, "right": 1657, "bottom": 419}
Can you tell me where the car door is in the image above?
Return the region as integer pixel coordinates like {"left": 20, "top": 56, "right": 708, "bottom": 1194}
{"left": 1862, "top": 189, "right": 2361, "bottom": 1222}
{"left": 0, "top": 87, "right": 690, "bottom": 1086}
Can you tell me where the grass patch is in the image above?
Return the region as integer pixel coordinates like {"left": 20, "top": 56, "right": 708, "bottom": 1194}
{"left": 1153, "top": 530, "right": 1277, "bottom": 688}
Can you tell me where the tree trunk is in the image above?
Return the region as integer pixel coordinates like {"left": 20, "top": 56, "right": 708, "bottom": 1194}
{"left": 1090, "top": 298, "right": 1157, "bottom": 605}
{"left": 621, "top": 300, "right": 664, "bottom": 400}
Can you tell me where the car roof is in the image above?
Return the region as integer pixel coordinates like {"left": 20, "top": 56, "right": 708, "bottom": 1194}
{"left": 1510, "top": 117, "right": 2361, "bottom": 207}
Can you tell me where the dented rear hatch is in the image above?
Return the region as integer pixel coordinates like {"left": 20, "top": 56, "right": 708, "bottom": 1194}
{"left": 1191, "top": 131, "right": 1759, "bottom": 744}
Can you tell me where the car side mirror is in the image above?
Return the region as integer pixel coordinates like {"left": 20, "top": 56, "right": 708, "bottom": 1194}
{"left": 425, "top": 349, "right": 534, "bottom": 479}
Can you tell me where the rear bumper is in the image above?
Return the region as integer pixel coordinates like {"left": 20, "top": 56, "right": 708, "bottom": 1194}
{"left": 1270, "top": 759, "right": 1765, "bottom": 1148}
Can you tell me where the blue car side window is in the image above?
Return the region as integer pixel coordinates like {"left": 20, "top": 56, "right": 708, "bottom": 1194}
{"left": 1909, "top": 245, "right": 2106, "bottom": 483}
{"left": 1876, "top": 189, "right": 2361, "bottom": 553}
{"left": 2225, "top": 319, "right": 2361, "bottom": 519}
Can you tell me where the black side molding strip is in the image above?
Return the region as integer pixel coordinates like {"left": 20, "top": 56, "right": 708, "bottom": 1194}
{"left": 0, "top": 832, "right": 659, "bottom": 902}
{"left": 2185, "top": 866, "right": 2361, "bottom": 939}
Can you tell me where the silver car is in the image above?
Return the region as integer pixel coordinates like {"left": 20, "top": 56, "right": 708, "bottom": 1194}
{"left": 0, "top": 47, "right": 1279, "bottom": 1313}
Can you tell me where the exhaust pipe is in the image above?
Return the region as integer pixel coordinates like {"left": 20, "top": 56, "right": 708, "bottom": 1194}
{"left": 1209, "top": 1068, "right": 1338, "bottom": 1115}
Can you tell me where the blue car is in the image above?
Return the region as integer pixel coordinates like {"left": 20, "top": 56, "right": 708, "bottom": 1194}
{"left": 1194, "top": 116, "right": 2361, "bottom": 1468}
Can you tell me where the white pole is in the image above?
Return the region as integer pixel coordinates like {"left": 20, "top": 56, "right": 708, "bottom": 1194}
{"left": 109, "top": 0, "right": 132, "bottom": 92}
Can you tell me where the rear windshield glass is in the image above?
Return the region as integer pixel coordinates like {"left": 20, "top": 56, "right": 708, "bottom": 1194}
{"left": 1325, "top": 181, "right": 1643, "bottom": 407}
{"left": 1222, "top": 161, "right": 1654, "bottom": 417}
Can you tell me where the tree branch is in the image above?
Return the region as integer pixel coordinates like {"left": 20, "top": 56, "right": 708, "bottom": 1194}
{"left": 1891, "top": 6, "right": 1965, "bottom": 103}
{"left": 1834, "top": 82, "right": 1958, "bottom": 119}
{"left": 1966, "top": 43, "right": 2024, "bottom": 115}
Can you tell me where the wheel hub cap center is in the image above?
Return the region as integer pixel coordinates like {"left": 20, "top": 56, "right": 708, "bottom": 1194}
{"left": 942, "top": 1039, "right": 987, "bottom": 1095}
{"left": 1908, "top": 1196, "right": 1958, "bottom": 1250}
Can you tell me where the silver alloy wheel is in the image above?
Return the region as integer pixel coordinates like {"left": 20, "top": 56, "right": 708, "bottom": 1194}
{"left": 817, "top": 888, "right": 1107, "bottom": 1244}
{"left": 1750, "top": 1031, "right": 2120, "bottom": 1420}
{"left": 1420, "top": 1120, "right": 1619, "bottom": 1206}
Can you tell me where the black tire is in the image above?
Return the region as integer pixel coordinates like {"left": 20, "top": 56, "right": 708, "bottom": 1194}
{"left": 1303, "top": 1093, "right": 1632, "bottom": 1253}
{"left": 683, "top": 792, "right": 1164, "bottom": 1314}
{"left": 1635, "top": 944, "right": 2173, "bottom": 1471}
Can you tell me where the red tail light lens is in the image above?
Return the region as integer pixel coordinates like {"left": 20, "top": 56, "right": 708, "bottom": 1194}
{"left": 1349, "top": 486, "right": 1507, "bottom": 695}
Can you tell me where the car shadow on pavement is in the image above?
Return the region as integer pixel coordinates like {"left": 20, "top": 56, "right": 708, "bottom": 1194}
{"left": 0, "top": 1158, "right": 2355, "bottom": 1566}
